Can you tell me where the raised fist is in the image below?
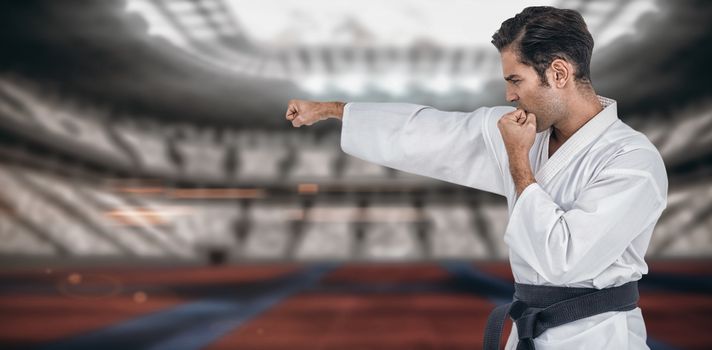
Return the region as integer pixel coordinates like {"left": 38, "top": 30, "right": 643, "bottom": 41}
{"left": 285, "top": 99, "right": 345, "bottom": 127}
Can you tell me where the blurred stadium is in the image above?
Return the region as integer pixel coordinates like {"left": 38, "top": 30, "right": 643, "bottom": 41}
{"left": 0, "top": 0, "right": 710, "bottom": 349}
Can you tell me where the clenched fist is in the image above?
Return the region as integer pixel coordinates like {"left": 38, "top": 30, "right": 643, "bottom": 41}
{"left": 497, "top": 109, "right": 537, "bottom": 157}
{"left": 285, "top": 99, "right": 345, "bottom": 127}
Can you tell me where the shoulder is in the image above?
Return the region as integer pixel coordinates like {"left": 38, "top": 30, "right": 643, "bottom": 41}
{"left": 603, "top": 120, "right": 660, "bottom": 154}
{"left": 601, "top": 120, "right": 665, "bottom": 169}
{"left": 597, "top": 120, "right": 668, "bottom": 196}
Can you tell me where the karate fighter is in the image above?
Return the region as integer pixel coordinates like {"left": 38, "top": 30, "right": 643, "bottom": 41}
{"left": 285, "top": 6, "right": 667, "bottom": 350}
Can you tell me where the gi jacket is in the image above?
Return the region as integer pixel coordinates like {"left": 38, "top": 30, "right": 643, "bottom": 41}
{"left": 340, "top": 96, "right": 667, "bottom": 349}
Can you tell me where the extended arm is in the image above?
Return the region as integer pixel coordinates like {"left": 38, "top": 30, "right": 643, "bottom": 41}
{"left": 285, "top": 99, "right": 513, "bottom": 195}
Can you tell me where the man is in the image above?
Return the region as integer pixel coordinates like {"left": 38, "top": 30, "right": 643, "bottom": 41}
{"left": 285, "top": 6, "right": 667, "bottom": 350}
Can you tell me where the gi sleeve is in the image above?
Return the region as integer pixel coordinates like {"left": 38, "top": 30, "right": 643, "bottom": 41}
{"left": 340, "top": 102, "right": 513, "bottom": 196}
{"left": 504, "top": 148, "right": 668, "bottom": 285}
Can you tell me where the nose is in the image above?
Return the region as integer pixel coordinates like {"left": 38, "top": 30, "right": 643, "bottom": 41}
{"left": 506, "top": 88, "right": 519, "bottom": 103}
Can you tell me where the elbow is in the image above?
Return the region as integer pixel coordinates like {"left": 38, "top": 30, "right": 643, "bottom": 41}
{"left": 536, "top": 243, "right": 603, "bottom": 286}
{"left": 536, "top": 217, "right": 582, "bottom": 285}
{"left": 540, "top": 259, "right": 607, "bottom": 286}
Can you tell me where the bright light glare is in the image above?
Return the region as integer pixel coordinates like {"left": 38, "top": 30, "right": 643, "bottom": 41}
{"left": 125, "top": 0, "right": 660, "bottom": 96}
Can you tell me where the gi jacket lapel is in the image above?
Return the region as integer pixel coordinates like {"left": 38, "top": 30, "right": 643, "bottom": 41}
{"left": 535, "top": 96, "right": 619, "bottom": 185}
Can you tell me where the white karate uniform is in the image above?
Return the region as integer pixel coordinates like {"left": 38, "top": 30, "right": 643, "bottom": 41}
{"left": 339, "top": 96, "right": 668, "bottom": 349}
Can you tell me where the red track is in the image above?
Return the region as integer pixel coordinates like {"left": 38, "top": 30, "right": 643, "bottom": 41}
{"left": 0, "top": 261, "right": 709, "bottom": 349}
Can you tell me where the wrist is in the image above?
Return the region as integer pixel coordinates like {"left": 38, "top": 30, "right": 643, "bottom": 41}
{"left": 508, "top": 153, "right": 535, "bottom": 195}
{"left": 325, "top": 101, "right": 346, "bottom": 120}
{"left": 507, "top": 151, "right": 527, "bottom": 169}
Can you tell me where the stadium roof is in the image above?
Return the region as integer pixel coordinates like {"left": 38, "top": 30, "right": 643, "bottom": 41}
{"left": 125, "top": 0, "right": 659, "bottom": 96}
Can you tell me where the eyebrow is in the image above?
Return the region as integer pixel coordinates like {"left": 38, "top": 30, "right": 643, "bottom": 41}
{"left": 504, "top": 75, "right": 522, "bottom": 81}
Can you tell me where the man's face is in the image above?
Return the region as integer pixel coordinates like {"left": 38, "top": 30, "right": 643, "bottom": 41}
{"left": 500, "top": 49, "right": 563, "bottom": 132}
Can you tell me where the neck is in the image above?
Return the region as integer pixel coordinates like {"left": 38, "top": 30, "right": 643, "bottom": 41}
{"left": 551, "top": 91, "right": 603, "bottom": 143}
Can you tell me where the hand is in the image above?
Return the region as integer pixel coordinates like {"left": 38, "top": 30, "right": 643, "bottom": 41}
{"left": 497, "top": 109, "right": 537, "bottom": 158}
{"left": 498, "top": 109, "right": 537, "bottom": 195}
{"left": 285, "top": 99, "right": 344, "bottom": 127}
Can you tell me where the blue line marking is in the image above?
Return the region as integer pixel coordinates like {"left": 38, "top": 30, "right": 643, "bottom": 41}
{"left": 440, "top": 261, "right": 513, "bottom": 304}
{"left": 647, "top": 338, "right": 680, "bottom": 350}
{"left": 36, "top": 264, "right": 337, "bottom": 350}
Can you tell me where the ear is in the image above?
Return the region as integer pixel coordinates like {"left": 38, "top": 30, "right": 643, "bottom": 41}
{"left": 550, "top": 58, "right": 571, "bottom": 88}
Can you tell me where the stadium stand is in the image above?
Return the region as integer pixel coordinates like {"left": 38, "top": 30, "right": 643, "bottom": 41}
{"left": 0, "top": 76, "right": 711, "bottom": 262}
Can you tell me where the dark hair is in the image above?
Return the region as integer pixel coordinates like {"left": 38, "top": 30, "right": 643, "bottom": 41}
{"left": 491, "top": 6, "right": 594, "bottom": 86}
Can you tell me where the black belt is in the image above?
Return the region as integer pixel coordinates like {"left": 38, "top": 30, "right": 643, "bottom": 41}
{"left": 483, "top": 281, "right": 639, "bottom": 350}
